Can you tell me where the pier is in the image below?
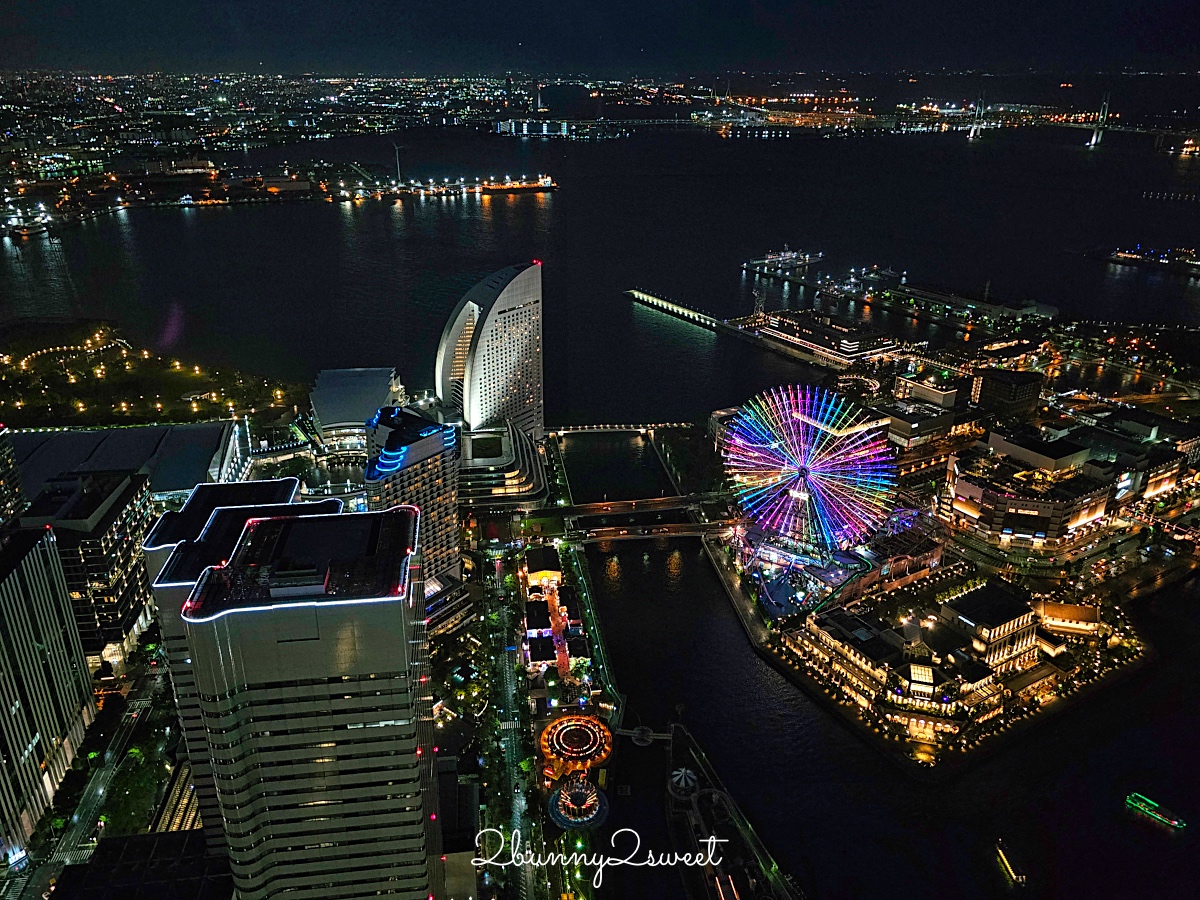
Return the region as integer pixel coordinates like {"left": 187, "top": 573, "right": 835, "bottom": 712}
{"left": 626, "top": 289, "right": 836, "bottom": 366}
{"left": 626, "top": 289, "right": 725, "bottom": 330}
{"left": 742, "top": 247, "right": 824, "bottom": 278}
{"left": 742, "top": 256, "right": 1041, "bottom": 333}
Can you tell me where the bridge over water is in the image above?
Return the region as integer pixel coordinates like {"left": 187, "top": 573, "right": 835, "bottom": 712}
{"left": 569, "top": 520, "right": 736, "bottom": 544}
{"left": 548, "top": 421, "right": 693, "bottom": 435}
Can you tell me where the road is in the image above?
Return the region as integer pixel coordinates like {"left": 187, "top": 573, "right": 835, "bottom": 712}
{"left": 557, "top": 492, "right": 724, "bottom": 518}
{"left": 16, "top": 674, "right": 160, "bottom": 900}
{"left": 484, "top": 561, "right": 536, "bottom": 899}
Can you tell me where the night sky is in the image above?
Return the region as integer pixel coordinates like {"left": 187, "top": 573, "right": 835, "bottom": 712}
{"left": 2, "top": 0, "right": 1199, "bottom": 74}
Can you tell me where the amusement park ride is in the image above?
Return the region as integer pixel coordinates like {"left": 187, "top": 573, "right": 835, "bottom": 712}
{"left": 721, "top": 384, "right": 899, "bottom": 614}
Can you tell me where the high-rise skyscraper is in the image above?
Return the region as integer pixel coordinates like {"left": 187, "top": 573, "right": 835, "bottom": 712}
{"left": 365, "top": 407, "right": 461, "bottom": 582}
{"left": 19, "top": 470, "right": 154, "bottom": 673}
{"left": 435, "top": 262, "right": 544, "bottom": 439}
{"left": 0, "top": 528, "right": 96, "bottom": 867}
{"left": 143, "top": 479, "right": 341, "bottom": 852}
{"left": 0, "top": 426, "right": 25, "bottom": 526}
{"left": 180, "top": 507, "right": 439, "bottom": 900}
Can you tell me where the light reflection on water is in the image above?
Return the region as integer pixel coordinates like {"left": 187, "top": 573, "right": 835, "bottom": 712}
{"left": 586, "top": 536, "right": 1200, "bottom": 900}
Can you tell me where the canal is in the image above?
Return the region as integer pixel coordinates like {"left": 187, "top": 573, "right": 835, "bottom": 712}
{"left": 565, "top": 445, "right": 1200, "bottom": 899}
{"left": 556, "top": 431, "right": 679, "bottom": 504}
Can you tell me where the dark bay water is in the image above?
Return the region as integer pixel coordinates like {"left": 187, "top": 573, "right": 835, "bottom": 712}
{"left": 3, "top": 127, "right": 1200, "bottom": 426}
{"left": 4, "top": 126, "right": 1200, "bottom": 898}
{"left": 563, "top": 438, "right": 1200, "bottom": 899}
{"left": 586, "top": 537, "right": 1200, "bottom": 900}
{"left": 557, "top": 432, "right": 679, "bottom": 503}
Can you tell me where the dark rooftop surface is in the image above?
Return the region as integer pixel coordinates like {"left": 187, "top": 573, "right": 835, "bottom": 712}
{"left": 310, "top": 367, "right": 397, "bottom": 430}
{"left": 525, "top": 545, "right": 561, "bottom": 575}
{"left": 528, "top": 636, "right": 556, "bottom": 662}
{"left": 182, "top": 507, "right": 417, "bottom": 620}
{"left": 526, "top": 601, "right": 552, "bottom": 632}
{"left": 157, "top": 498, "right": 344, "bottom": 587}
{"left": 1105, "top": 406, "right": 1200, "bottom": 439}
{"left": 945, "top": 581, "right": 1032, "bottom": 629}
{"left": 370, "top": 406, "right": 445, "bottom": 451}
{"left": 21, "top": 471, "right": 143, "bottom": 530}
{"left": 946, "top": 650, "right": 994, "bottom": 685}
{"left": 993, "top": 429, "right": 1087, "bottom": 462}
{"left": 980, "top": 368, "right": 1044, "bottom": 385}
{"left": 20, "top": 473, "right": 149, "bottom": 553}
{"left": 145, "top": 479, "right": 299, "bottom": 551}
{"left": 0, "top": 528, "right": 47, "bottom": 584}
{"left": 52, "top": 831, "right": 231, "bottom": 900}
{"left": 923, "top": 622, "right": 972, "bottom": 656}
{"left": 12, "top": 422, "right": 231, "bottom": 498}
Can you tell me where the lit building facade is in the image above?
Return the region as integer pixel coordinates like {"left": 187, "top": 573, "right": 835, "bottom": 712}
{"left": 142, "top": 479, "right": 340, "bottom": 852}
{"left": 970, "top": 369, "right": 1044, "bottom": 419}
{"left": 435, "top": 263, "right": 544, "bottom": 439}
{"left": 0, "top": 529, "right": 96, "bottom": 867}
{"left": 366, "top": 407, "right": 461, "bottom": 581}
{"left": 942, "top": 582, "right": 1037, "bottom": 674}
{"left": 755, "top": 310, "right": 896, "bottom": 367}
{"left": 19, "top": 471, "right": 154, "bottom": 672}
{"left": 458, "top": 421, "right": 548, "bottom": 510}
{"left": 181, "top": 508, "right": 439, "bottom": 900}
{"left": 0, "top": 427, "right": 24, "bottom": 526}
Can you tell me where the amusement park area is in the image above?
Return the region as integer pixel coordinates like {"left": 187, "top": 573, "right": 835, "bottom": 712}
{"left": 500, "top": 541, "right": 804, "bottom": 900}
{"left": 484, "top": 354, "right": 1200, "bottom": 896}
{"left": 456, "top": 269, "right": 1200, "bottom": 896}
{"left": 705, "top": 376, "right": 1194, "bottom": 770}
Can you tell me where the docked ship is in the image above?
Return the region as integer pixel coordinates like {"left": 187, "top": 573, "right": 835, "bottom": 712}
{"left": 1101, "top": 245, "right": 1200, "bottom": 274}
{"left": 1126, "top": 792, "right": 1187, "bottom": 830}
{"left": 7, "top": 220, "right": 49, "bottom": 238}
{"left": 479, "top": 175, "right": 557, "bottom": 194}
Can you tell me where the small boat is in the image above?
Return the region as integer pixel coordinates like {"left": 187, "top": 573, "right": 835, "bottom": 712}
{"left": 996, "top": 839, "right": 1027, "bottom": 887}
{"left": 1126, "top": 792, "right": 1187, "bottom": 830}
{"left": 8, "top": 222, "right": 49, "bottom": 238}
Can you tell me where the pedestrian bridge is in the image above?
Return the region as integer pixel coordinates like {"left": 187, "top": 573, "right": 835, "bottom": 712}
{"left": 548, "top": 421, "right": 692, "bottom": 435}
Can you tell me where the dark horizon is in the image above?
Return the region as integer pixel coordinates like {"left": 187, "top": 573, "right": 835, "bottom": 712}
{"left": 3, "top": 0, "right": 1199, "bottom": 77}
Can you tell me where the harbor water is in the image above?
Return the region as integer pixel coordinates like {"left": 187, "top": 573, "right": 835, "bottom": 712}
{"left": 3, "top": 127, "right": 1200, "bottom": 427}
{"left": 4, "top": 127, "right": 1200, "bottom": 897}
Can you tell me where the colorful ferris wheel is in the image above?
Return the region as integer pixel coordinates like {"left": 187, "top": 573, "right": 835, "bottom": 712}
{"left": 723, "top": 385, "right": 896, "bottom": 554}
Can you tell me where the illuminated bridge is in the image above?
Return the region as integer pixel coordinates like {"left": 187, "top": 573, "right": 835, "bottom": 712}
{"left": 558, "top": 492, "right": 727, "bottom": 518}
{"left": 568, "top": 520, "right": 736, "bottom": 544}
{"left": 548, "top": 421, "right": 692, "bottom": 435}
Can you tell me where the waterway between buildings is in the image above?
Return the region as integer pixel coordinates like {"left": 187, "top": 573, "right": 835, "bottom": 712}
{"left": 562, "top": 433, "right": 1200, "bottom": 900}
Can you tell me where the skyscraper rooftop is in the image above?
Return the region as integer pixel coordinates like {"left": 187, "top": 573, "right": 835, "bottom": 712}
{"left": 182, "top": 507, "right": 418, "bottom": 621}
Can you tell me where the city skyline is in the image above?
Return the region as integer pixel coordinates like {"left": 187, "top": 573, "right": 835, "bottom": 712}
{"left": 2, "top": 21, "right": 1200, "bottom": 898}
